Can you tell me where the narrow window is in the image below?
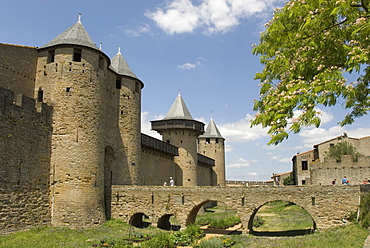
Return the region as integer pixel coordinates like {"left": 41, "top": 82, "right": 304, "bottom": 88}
{"left": 37, "top": 88, "right": 43, "bottom": 102}
{"left": 215, "top": 138, "right": 219, "bottom": 143}
{"left": 302, "top": 160, "right": 308, "bottom": 170}
{"left": 48, "top": 50, "right": 55, "bottom": 63}
{"left": 116, "top": 78, "right": 122, "bottom": 89}
{"left": 206, "top": 138, "right": 210, "bottom": 144}
{"left": 66, "top": 87, "right": 71, "bottom": 92}
{"left": 73, "top": 48, "right": 82, "bottom": 62}
{"left": 135, "top": 82, "right": 140, "bottom": 93}
{"left": 99, "top": 56, "right": 104, "bottom": 69}
{"left": 302, "top": 180, "right": 306, "bottom": 185}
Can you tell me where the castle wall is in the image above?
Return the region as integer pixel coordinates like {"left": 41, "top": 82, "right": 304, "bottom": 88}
{"left": 0, "top": 87, "right": 52, "bottom": 234}
{"left": 35, "top": 47, "right": 108, "bottom": 227}
{"left": 310, "top": 155, "right": 370, "bottom": 185}
{"left": 198, "top": 137, "right": 225, "bottom": 186}
{"left": 0, "top": 44, "right": 37, "bottom": 98}
{"left": 196, "top": 164, "right": 214, "bottom": 186}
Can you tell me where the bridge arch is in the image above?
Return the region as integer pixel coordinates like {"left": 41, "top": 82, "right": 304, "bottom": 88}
{"left": 247, "top": 200, "right": 316, "bottom": 234}
{"left": 129, "top": 212, "right": 151, "bottom": 228}
{"left": 185, "top": 199, "right": 241, "bottom": 228}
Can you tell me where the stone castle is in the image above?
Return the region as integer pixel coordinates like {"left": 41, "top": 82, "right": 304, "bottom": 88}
{"left": 0, "top": 15, "right": 225, "bottom": 232}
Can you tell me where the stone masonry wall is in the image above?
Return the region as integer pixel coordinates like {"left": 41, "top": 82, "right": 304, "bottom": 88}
{"left": 0, "top": 44, "right": 37, "bottom": 98}
{"left": 0, "top": 87, "right": 52, "bottom": 234}
{"left": 111, "top": 185, "right": 361, "bottom": 233}
{"left": 311, "top": 155, "right": 370, "bottom": 185}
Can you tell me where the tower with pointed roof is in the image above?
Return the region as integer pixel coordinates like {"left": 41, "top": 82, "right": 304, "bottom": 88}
{"left": 198, "top": 116, "right": 226, "bottom": 186}
{"left": 34, "top": 14, "right": 143, "bottom": 227}
{"left": 151, "top": 93, "right": 205, "bottom": 186}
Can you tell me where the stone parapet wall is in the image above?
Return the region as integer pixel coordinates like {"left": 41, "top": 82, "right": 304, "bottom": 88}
{"left": 0, "top": 43, "right": 37, "bottom": 98}
{"left": 311, "top": 155, "right": 370, "bottom": 185}
{"left": 111, "top": 185, "right": 361, "bottom": 233}
{"left": 0, "top": 87, "right": 52, "bottom": 234}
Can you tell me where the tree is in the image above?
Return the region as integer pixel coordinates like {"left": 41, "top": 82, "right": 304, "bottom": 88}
{"left": 325, "top": 141, "right": 360, "bottom": 162}
{"left": 251, "top": 0, "right": 370, "bottom": 145}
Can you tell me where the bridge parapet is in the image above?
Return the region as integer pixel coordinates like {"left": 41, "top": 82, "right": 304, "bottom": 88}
{"left": 111, "top": 185, "right": 361, "bottom": 233}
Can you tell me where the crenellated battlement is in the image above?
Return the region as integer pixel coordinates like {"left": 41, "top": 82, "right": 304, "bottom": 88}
{"left": 0, "top": 87, "right": 52, "bottom": 119}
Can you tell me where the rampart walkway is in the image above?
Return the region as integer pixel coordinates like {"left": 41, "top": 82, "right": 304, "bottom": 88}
{"left": 111, "top": 185, "right": 362, "bottom": 234}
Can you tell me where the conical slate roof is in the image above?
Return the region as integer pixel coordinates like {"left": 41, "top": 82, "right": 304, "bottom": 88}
{"left": 163, "top": 92, "right": 193, "bottom": 120}
{"left": 39, "top": 14, "right": 98, "bottom": 50}
{"left": 199, "top": 118, "right": 224, "bottom": 139}
{"left": 110, "top": 47, "right": 138, "bottom": 79}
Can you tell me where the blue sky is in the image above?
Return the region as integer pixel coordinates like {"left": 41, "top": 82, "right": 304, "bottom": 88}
{"left": 2, "top": 0, "right": 369, "bottom": 181}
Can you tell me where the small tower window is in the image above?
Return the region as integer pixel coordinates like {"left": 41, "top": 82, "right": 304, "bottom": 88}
{"left": 37, "top": 87, "right": 43, "bottom": 102}
{"left": 215, "top": 138, "right": 219, "bottom": 143}
{"left": 73, "top": 48, "right": 82, "bottom": 62}
{"left": 66, "top": 87, "right": 71, "bottom": 92}
{"left": 47, "top": 50, "right": 55, "bottom": 63}
{"left": 135, "top": 82, "right": 140, "bottom": 93}
{"left": 116, "top": 78, "right": 122, "bottom": 89}
{"left": 302, "top": 160, "right": 308, "bottom": 170}
{"left": 206, "top": 138, "right": 210, "bottom": 144}
{"left": 99, "top": 56, "right": 104, "bottom": 69}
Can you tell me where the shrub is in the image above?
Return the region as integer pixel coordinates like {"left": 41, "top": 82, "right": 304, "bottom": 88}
{"left": 253, "top": 215, "right": 265, "bottom": 228}
{"left": 183, "top": 224, "right": 204, "bottom": 238}
{"left": 139, "top": 232, "right": 174, "bottom": 248}
{"left": 359, "top": 192, "right": 370, "bottom": 228}
{"left": 195, "top": 237, "right": 224, "bottom": 248}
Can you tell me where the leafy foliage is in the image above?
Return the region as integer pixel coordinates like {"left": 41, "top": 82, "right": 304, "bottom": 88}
{"left": 283, "top": 174, "right": 295, "bottom": 185}
{"left": 325, "top": 141, "right": 360, "bottom": 162}
{"left": 359, "top": 192, "right": 370, "bottom": 228}
{"left": 251, "top": 0, "right": 370, "bottom": 145}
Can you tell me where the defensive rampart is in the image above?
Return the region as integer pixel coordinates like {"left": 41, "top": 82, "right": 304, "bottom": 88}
{"left": 0, "top": 87, "right": 52, "bottom": 234}
{"left": 111, "top": 185, "right": 363, "bottom": 233}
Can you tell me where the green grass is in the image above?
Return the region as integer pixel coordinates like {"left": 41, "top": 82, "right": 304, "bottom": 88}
{"left": 228, "top": 223, "right": 368, "bottom": 248}
{"left": 253, "top": 201, "right": 314, "bottom": 231}
{"left": 0, "top": 219, "right": 158, "bottom": 248}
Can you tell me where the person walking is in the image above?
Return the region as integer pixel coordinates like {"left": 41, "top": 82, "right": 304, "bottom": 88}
{"left": 169, "top": 177, "right": 175, "bottom": 186}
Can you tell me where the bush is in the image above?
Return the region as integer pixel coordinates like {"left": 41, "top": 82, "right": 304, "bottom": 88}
{"left": 183, "top": 224, "right": 204, "bottom": 238}
{"left": 209, "top": 216, "right": 240, "bottom": 229}
{"left": 139, "top": 232, "right": 174, "bottom": 248}
{"left": 253, "top": 215, "right": 265, "bottom": 228}
{"left": 359, "top": 192, "right": 370, "bottom": 228}
{"left": 195, "top": 237, "right": 224, "bottom": 248}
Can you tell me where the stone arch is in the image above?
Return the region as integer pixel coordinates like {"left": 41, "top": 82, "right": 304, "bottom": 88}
{"left": 247, "top": 200, "right": 316, "bottom": 234}
{"left": 129, "top": 212, "right": 151, "bottom": 228}
{"left": 104, "top": 146, "right": 114, "bottom": 220}
{"left": 157, "top": 213, "right": 180, "bottom": 230}
{"left": 185, "top": 199, "right": 240, "bottom": 227}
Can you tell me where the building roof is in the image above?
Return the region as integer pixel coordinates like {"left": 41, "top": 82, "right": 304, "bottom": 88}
{"left": 110, "top": 46, "right": 139, "bottom": 79}
{"left": 39, "top": 14, "right": 98, "bottom": 51}
{"left": 199, "top": 117, "right": 223, "bottom": 139}
{"left": 163, "top": 92, "right": 193, "bottom": 120}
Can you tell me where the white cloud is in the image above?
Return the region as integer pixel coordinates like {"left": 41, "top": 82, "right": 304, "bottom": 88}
{"left": 178, "top": 62, "right": 196, "bottom": 69}
{"left": 226, "top": 156, "right": 257, "bottom": 168}
{"left": 119, "top": 24, "right": 152, "bottom": 37}
{"left": 141, "top": 111, "right": 161, "bottom": 139}
{"left": 146, "top": 0, "right": 280, "bottom": 35}
{"left": 218, "top": 114, "right": 269, "bottom": 142}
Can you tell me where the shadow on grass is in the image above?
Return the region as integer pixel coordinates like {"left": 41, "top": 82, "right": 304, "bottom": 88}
{"left": 251, "top": 228, "right": 314, "bottom": 237}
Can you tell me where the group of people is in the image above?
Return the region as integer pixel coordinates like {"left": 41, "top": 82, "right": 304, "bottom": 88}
{"left": 331, "top": 176, "right": 370, "bottom": 185}
{"left": 163, "top": 177, "right": 175, "bottom": 186}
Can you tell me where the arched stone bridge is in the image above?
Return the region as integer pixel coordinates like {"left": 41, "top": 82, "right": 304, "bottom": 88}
{"left": 111, "top": 185, "right": 364, "bottom": 234}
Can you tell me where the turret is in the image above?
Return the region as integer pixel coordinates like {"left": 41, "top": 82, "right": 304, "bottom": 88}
{"left": 151, "top": 92, "right": 204, "bottom": 186}
{"left": 111, "top": 46, "right": 143, "bottom": 185}
{"left": 198, "top": 116, "right": 226, "bottom": 186}
{"left": 35, "top": 14, "right": 110, "bottom": 227}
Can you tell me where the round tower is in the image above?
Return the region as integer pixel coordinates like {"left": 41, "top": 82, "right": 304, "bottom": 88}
{"left": 151, "top": 93, "right": 204, "bottom": 186}
{"left": 35, "top": 15, "right": 110, "bottom": 227}
{"left": 198, "top": 116, "right": 226, "bottom": 186}
{"left": 111, "top": 46, "right": 143, "bottom": 185}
